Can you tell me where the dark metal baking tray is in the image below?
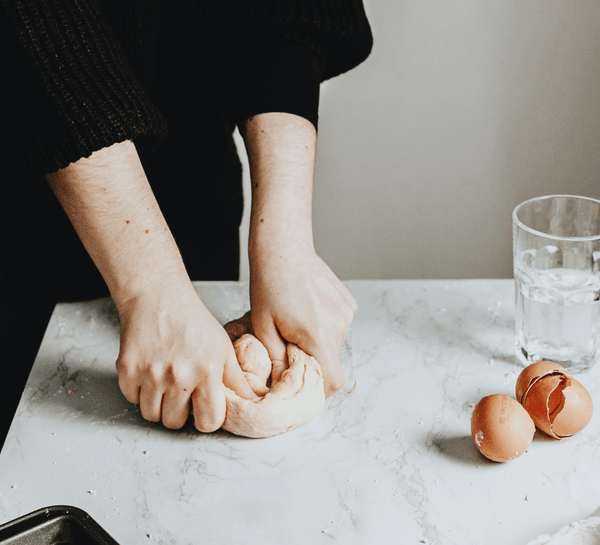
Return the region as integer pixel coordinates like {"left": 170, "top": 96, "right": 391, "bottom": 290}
{"left": 0, "top": 505, "right": 119, "bottom": 544}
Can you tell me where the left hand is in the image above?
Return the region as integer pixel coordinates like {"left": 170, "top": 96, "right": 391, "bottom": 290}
{"left": 249, "top": 241, "right": 357, "bottom": 397}
{"left": 242, "top": 112, "right": 357, "bottom": 398}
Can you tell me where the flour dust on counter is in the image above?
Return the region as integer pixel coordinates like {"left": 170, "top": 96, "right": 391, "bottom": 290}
{"left": 1, "top": 281, "right": 599, "bottom": 545}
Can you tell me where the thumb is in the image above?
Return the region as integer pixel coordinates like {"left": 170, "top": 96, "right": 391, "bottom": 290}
{"left": 252, "top": 315, "right": 288, "bottom": 385}
{"left": 223, "top": 344, "right": 256, "bottom": 400}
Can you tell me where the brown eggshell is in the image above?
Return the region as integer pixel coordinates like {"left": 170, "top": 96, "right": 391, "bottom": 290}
{"left": 522, "top": 374, "right": 567, "bottom": 439}
{"left": 551, "top": 378, "right": 593, "bottom": 438}
{"left": 521, "top": 368, "right": 593, "bottom": 439}
{"left": 515, "top": 361, "right": 571, "bottom": 404}
{"left": 471, "top": 394, "right": 535, "bottom": 462}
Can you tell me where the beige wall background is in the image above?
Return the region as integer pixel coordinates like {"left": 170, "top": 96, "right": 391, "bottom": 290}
{"left": 237, "top": 0, "right": 600, "bottom": 281}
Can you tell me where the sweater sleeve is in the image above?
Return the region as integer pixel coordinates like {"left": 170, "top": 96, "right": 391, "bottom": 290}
{"left": 230, "top": 0, "right": 373, "bottom": 130}
{"left": 1, "top": 0, "right": 167, "bottom": 181}
{"left": 234, "top": 40, "right": 322, "bottom": 130}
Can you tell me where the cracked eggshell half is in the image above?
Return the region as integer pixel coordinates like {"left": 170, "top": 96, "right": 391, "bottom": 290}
{"left": 471, "top": 394, "right": 535, "bottom": 462}
{"left": 516, "top": 361, "right": 593, "bottom": 439}
{"left": 515, "top": 361, "right": 571, "bottom": 404}
{"left": 551, "top": 377, "right": 593, "bottom": 437}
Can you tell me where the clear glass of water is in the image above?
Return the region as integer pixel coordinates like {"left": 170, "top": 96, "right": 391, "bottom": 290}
{"left": 513, "top": 195, "right": 600, "bottom": 373}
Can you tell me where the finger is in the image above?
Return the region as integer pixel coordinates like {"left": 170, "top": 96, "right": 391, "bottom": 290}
{"left": 223, "top": 345, "right": 256, "bottom": 400}
{"left": 161, "top": 389, "right": 192, "bottom": 429}
{"left": 252, "top": 314, "right": 288, "bottom": 368}
{"left": 270, "top": 357, "right": 288, "bottom": 385}
{"left": 191, "top": 370, "right": 226, "bottom": 433}
{"left": 253, "top": 317, "right": 290, "bottom": 387}
{"left": 139, "top": 386, "right": 164, "bottom": 423}
{"left": 115, "top": 357, "right": 141, "bottom": 404}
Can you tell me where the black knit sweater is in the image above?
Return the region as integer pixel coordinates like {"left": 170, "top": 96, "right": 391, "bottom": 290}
{"left": 0, "top": 0, "right": 372, "bottom": 301}
{"left": 1, "top": 0, "right": 373, "bottom": 182}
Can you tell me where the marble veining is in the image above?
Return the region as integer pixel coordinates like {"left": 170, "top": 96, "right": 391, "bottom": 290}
{"left": 1, "top": 280, "right": 599, "bottom": 544}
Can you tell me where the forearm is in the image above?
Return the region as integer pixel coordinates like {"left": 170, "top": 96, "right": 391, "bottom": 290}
{"left": 244, "top": 112, "right": 317, "bottom": 256}
{"left": 45, "top": 140, "right": 188, "bottom": 307}
{"left": 242, "top": 112, "right": 355, "bottom": 397}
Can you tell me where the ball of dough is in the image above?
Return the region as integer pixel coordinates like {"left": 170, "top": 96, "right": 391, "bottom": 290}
{"left": 222, "top": 314, "right": 326, "bottom": 438}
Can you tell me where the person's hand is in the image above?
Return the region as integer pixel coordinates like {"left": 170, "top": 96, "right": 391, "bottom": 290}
{"left": 241, "top": 112, "right": 357, "bottom": 397}
{"left": 115, "top": 278, "right": 255, "bottom": 431}
{"left": 46, "top": 141, "right": 255, "bottom": 430}
{"left": 249, "top": 241, "right": 357, "bottom": 397}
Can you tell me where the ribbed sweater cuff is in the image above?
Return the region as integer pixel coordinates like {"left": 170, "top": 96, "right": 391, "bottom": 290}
{"left": 3, "top": 0, "right": 167, "bottom": 180}
{"left": 235, "top": 41, "right": 322, "bottom": 131}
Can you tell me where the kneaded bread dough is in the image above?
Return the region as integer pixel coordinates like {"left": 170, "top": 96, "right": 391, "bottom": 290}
{"left": 222, "top": 313, "right": 326, "bottom": 438}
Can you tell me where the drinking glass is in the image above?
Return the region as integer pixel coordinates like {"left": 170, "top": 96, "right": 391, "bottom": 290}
{"left": 513, "top": 195, "right": 600, "bottom": 373}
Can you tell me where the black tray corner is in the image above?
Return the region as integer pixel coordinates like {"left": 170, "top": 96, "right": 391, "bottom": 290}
{"left": 0, "top": 505, "right": 120, "bottom": 544}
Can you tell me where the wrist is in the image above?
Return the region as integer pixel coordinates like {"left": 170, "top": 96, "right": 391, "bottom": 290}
{"left": 111, "top": 264, "right": 192, "bottom": 311}
{"left": 248, "top": 217, "right": 314, "bottom": 262}
{"left": 114, "top": 268, "right": 198, "bottom": 315}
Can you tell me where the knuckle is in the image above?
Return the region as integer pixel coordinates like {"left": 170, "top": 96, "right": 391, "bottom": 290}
{"left": 145, "top": 361, "right": 165, "bottom": 382}
{"left": 115, "top": 356, "right": 136, "bottom": 380}
{"left": 115, "top": 357, "right": 126, "bottom": 373}
{"left": 198, "top": 360, "right": 222, "bottom": 383}
{"left": 164, "top": 362, "right": 192, "bottom": 387}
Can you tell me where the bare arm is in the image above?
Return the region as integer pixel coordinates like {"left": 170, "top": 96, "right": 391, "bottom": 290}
{"left": 244, "top": 113, "right": 357, "bottom": 397}
{"left": 46, "top": 140, "right": 254, "bottom": 430}
{"left": 46, "top": 141, "right": 184, "bottom": 306}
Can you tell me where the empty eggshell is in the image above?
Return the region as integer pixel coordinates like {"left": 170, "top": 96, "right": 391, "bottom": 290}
{"left": 516, "top": 362, "right": 593, "bottom": 439}
{"left": 552, "top": 378, "right": 593, "bottom": 437}
{"left": 515, "top": 361, "right": 570, "bottom": 404}
{"left": 471, "top": 394, "right": 535, "bottom": 462}
{"left": 522, "top": 373, "right": 567, "bottom": 438}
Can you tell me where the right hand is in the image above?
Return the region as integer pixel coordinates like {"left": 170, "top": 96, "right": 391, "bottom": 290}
{"left": 45, "top": 141, "right": 255, "bottom": 430}
{"left": 115, "top": 279, "right": 255, "bottom": 432}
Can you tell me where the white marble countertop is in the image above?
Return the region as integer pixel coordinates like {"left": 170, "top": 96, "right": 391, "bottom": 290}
{"left": 1, "top": 280, "right": 599, "bottom": 545}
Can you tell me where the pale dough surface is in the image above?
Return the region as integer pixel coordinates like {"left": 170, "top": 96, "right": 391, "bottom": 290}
{"left": 222, "top": 313, "right": 326, "bottom": 438}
